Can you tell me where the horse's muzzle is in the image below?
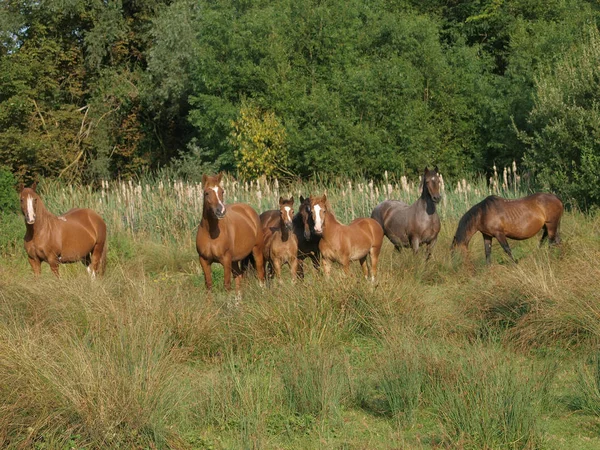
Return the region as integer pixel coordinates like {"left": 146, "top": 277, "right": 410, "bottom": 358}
{"left": 285, "top": 222, "right": 293, "bottom": 231}
{"left": 215, "top": 208, "right": 226, "bottom": 219}
{"left": 432, "top": 194, "right": 441, "bottom": 203}
{"left": 304, "top": 230, "right": 311, "bottom": 241}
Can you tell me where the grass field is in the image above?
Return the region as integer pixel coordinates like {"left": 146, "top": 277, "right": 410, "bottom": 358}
{"left": 1, "top": 170, "right": 600, "bottom": 449}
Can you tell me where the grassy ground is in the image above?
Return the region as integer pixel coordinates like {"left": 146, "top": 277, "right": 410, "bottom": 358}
{"left": 1, "top": 174, "right": 600, "bottom": 449}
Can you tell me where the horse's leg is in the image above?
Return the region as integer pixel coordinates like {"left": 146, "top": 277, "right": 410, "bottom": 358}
{"left": 539, "top": 225, "right": 548, "bottom": 247}
{"left": 28, "top": 257, "right": 41, "bottom": 276}
{"left": 425, "top": 237, "right": 437, "bottom": 261}
{"left": 411, "top": 238, "right": 420, "bottom": 255}
{"left": 48, "top": 257, "right": 60, "bottom": 278}
{"left": 290, "top": 256, "right": 298, "bottom": 283}
{"left": 370, "top": 244, "right": 381, "bottom": 282}
{"left": 546, "top": 221, "right": 561, "bottom": 245}
{"left": 296, "top": 256, "right": 305, "bottom": 280}
{"left": 251, "top": 244, "right": 266, "bottom": 285}
{"left": 272, "top": 258, "right": 282, "bottom": 281}
{"left": 322, "top": 258, "right": 332, "bottom": 277}
{"left": 309, "top": 251, "right": 320, "bottom": 270}
{"left": 89, "top": 242, "right": 104, "bottom": 277}
{"left": 199, "top": 257, "right": 213, "bottom": 291}
{"left": 359, "top": 256, "right": 369, "bottom": 280}
{"left": 222, "top": 253, "right": 233, "bottom": 291}
{"left": 341, "top": 258, "right": 351, "bottom": 275}
{"left": 495, "top": 233, "right": 516, "bottom": 263}
{"left": 483, "top": 234, "right": 493, "bottom": 265}
{"left": 232, "top": 261, "right": 243, "bottom": 293}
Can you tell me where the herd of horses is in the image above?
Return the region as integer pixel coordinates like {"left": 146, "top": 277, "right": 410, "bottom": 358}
{"left": 16, "top": 169, "right": 564, "bottom": 291}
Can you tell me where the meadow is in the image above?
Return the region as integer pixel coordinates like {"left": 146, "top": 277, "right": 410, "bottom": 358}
{"left": 1, "top": 168, "right": 600, "bottom": 449}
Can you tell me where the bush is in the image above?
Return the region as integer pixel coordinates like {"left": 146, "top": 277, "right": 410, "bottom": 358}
{"left": 0, "top": 166, "right": 17, "bottom": 214}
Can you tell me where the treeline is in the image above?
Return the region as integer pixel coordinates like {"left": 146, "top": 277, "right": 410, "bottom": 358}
{"left": 1, "top": 0, "right": 600, "bottom": 207}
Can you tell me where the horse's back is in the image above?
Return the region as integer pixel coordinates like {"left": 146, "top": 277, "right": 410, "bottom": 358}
{"left": 226, "top": 203, "right": 263, "bottom": 259}
{"left": 57, "top": 208, "right": 106, "bottom": 261}
{"left": 349, "top": 217, "right": 384, "bottom": 244}
{"left": 260, "top": 210, "right": 280, "bottom": 232}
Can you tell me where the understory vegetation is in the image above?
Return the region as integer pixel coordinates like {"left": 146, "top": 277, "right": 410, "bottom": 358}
{"left": 1, "top": 176, "right": 600, "bottom": 449}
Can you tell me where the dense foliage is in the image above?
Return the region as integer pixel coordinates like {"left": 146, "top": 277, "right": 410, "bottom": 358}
{"left": 1, "top": 0, "right": 599, "bottom": 206}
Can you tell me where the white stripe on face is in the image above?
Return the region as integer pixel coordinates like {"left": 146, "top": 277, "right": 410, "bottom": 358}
{"left": 284, "top": 206, "right": 292, "bottom": 222}
{"left": 26, "top": 195, "right": 35, "bottom": 223}
{"left": 212, "top": 186, "right": 225, "bottom": 210}
{"left": 313, "top": 204, "right": 323, "bottom": 232}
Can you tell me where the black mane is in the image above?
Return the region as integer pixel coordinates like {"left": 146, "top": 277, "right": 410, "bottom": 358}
{"left": 453, "top": 196, "right": 499, "bottom": 244}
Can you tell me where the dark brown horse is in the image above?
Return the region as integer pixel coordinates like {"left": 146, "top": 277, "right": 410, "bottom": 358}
{"left": 371, "top": 166, "right": 441, "bottom": 260}
{"left": 196, "top": 173, "right": 265, "bottom": 292}
{"left": 293, "top": 195, "right": 321, "bottom": 277}
{"left": 19, "top": 183, "right": 108, "bottom": 277}
{"left": 261, "top": 197, "right": 298, "bottom": 281}
{"left": 451, "top": 193, "right": 564, "bottom": 264}
{"left": 310, "top": 194, "right": 384, "bottom": 281}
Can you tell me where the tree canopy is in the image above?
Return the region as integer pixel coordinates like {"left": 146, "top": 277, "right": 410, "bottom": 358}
{"left": 1, "top": 0, "right": 599, "bottom": 207}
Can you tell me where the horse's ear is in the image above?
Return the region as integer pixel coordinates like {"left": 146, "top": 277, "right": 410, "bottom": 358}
{"left": 201, "top": 174, "right": 208, "bottom": 185}
{"left": 424, "top": 166, "right": 429, "bottom": 174}
{"left": 434, "top": 165, "right": 439, "bottom": 173}
{"left": 32, "top": 181, "right": 37, "bottom": 191}
{"left": 322, "top": 194, "right": 327, "bottom": 203}
{"left": 300, "top": 195, "right": 305, "bottom": 203}
{"left": 17, "top": 183, "right": 24, "bottom": 193}
{"left": 217, "top": 172, "right": 223, "bottom": 183}
{"left": 290, "top": 196, "right": 294, "bottom": 205}
{"left": 279, "top": 196, "right": 284, "bottom": 205}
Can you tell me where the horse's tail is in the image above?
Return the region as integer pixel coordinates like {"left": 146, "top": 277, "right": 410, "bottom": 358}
{"left": 98, "top": 237, "right": 108, "bottom": 276}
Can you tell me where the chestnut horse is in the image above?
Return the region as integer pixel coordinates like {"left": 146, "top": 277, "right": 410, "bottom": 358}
{"left": 196, "top": 173, "right": 265, "bottom": 292}
{"left": 371, "top": 166, "right": 441, "bottom": 260}
{"left": 310, "top": 194, "right": 384, "bottom": 281}
{"left": 260, "top": 197, "right": 298, "bottom": 281}
{"left": 19, "top": 183, "right": 107, "bottom": 277}
{"left": 451, "top": 193, "right": 563, "bottom": 264}
{"left": 293, "top": 195, "right": 321, "bottom": 277}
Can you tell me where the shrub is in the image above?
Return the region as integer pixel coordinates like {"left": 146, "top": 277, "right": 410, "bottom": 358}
{"left": 0, "top": 166, "right": 17, "bottom": 214}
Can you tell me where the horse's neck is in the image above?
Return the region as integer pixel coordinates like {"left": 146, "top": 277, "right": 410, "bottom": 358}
{"left": 31, "top": 201, "right": 58, "bottom": 234}
{"left": 279, "top": 216, "right": 290, "bottom": 241}
{"left": 201, "top": 206, "right": 223, "bottom": 238}
{"left": 322, "top": 211, "right": 340, "bottom": 236}
{"left": 420, "top": 188, "right": 437, "bottom": 215}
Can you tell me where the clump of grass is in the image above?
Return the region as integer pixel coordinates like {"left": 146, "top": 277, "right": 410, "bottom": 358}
{"left": 277, "top": 344, "right": 348, "bottom": 422}
{"left": 570, "top": 351, "right": 600, "bottom": 416}
{"left": 430, "top": 348, "right": 553, "bottom": 449}
{"left": 376, "top": 341, "right": 424, "bottom": 424}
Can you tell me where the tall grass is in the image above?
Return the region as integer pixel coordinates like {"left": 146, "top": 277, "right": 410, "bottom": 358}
{"left": 1, "top": 167, "right": 600, "bottom": 448}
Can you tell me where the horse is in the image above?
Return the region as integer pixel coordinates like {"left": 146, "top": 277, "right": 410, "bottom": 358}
{"left": 371, "top": 166, "right": 441, "bottom": 260}
{"left": 310, "top": 194, "right": 384, "bottom": 281}
{"left": 19, "top": 182, "right": 108, "bottom": 277}
{"left": 292, "top": 195, "right": 321, "bottom": 277}
{"left": 196, "top": 173, "right": 265, "bottom": 292}
{"left": 260, "top": 197, "right": 298, "bottom": 281}
{"left": 451, "top": 193, "right": 564, "bottom": 264}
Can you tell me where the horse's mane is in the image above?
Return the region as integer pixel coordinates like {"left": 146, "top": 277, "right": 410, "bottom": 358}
{"left": 454, "top": 196, "right": 498, "bottom": 244}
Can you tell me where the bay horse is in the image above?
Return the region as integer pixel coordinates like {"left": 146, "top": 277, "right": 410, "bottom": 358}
{"left": 371, "top": 166, "right": 441, "bottom": 260}
{"left": 451, "top": 193, "right": 564, "bottom": 264}
{"left": 196, "top": 173, "right": 265, "bottom": 292}
{"left": 310, "top": 194, "right": 384, "bottom": 281}
{"left": 292, "top": 195, "right": 321, "bottom": 278}
{"left": 260, "top": 197, "right": 298, "bottom": 281}
{"left": 19, "top": 182, "right": 107, "bottom": 277}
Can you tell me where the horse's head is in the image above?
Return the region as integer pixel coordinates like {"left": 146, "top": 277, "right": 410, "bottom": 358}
{"left": 299, "top": 195, "right": 313, "bottom": 240}
{"left": 201, "top": 173, "right": 226, "bottom": 219}
{"left": 423, "top": 166, "right": 441, "bottom": 203}
{"left": 278, "top": 196, "right": 294, "bottom": 231}
{"left": 310, "top": 194, "right": 329, "bottom": 236}
{"left": 19, "top": 182, "right": 39, "bottom": 225}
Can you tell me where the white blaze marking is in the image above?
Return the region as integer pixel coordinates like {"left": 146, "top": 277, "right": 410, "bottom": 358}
{"left": 313, "top": 204, "right": 323, "bottom": 232}
{"left": 212, "top": 186, "right": 225, "bottom": 210}
{"left": 284, "top": 206, "right": 292, "bottom": 222}
{"left": 26, "top": 196, "right": 34, "bottom": 223}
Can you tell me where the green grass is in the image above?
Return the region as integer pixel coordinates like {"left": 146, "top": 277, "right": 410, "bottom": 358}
{"left": 1, "top": 173, "right": 600, "bottom": 449}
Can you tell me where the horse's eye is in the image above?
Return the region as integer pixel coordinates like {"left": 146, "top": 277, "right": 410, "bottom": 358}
{"left": 204, "top": 192, "right": 208, "bottom": 196}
